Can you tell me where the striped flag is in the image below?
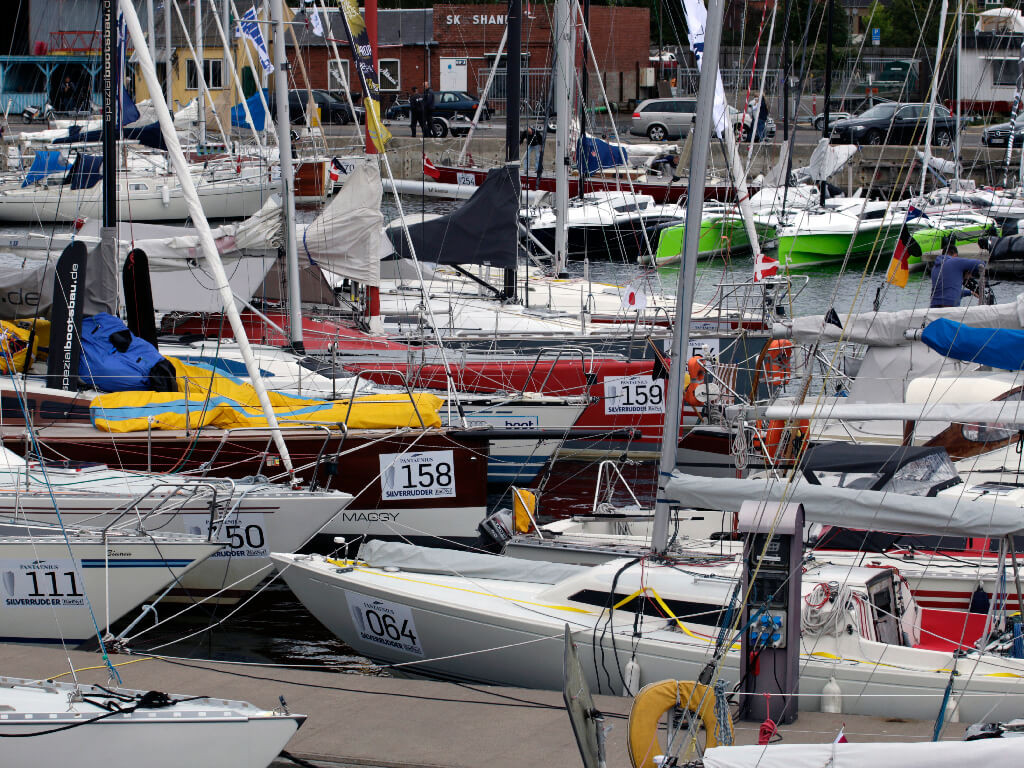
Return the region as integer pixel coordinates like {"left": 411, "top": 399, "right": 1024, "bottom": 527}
{"left": 885, "top": 205, "right": 925, "bottom": 288}
{"left": 754, "top": 252, "right": 778, "bottom": 282}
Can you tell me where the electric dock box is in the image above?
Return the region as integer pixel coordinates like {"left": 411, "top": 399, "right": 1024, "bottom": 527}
{"left": 737, "top": 500, "right": 803, "bottom": 724}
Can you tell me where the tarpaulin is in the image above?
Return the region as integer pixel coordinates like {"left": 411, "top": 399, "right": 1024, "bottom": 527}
{"left": 578, "top": 136, "right": 628, "bottom": 174}
{"left": 920, "top": 317, "right": 1024, "bottom": 370}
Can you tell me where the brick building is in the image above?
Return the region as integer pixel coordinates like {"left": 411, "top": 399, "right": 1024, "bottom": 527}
{"left": 288, "top": 4, "right": 651, "bottom": 109}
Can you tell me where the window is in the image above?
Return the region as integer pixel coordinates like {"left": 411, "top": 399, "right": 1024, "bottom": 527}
{"left": 895, "top": 105, "right": 921, "bottom": 119}
{"left": 186, "top": 58, "right": 223, "bottom": 90}
{"left": 441, "top": 92, "right": 458, "bottom": 103}
{"left": 328, "top": 58, "right": 350, "bottom": 91}
{"left": 378, "top": 59, "right": 400, "bottom": 92}
{"left": 993, "top": 59, "right": 1019, "bottom": 87}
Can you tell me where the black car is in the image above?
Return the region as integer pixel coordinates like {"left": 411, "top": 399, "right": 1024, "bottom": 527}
{"left": 982, "top": 113, "right": 1024, "bottom": 147}
{"left": 830, "top": 102, "right": 957, "bottom": 146}
{"left": 386, "top": 91, "right": 489, "bottom": 121}
{"left": 267, "top": 89, "right": 358, "bottom": 125}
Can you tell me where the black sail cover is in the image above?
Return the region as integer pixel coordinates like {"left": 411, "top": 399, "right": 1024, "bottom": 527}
{"left": 388, "top": 166, "right": 519, "bottom": 268}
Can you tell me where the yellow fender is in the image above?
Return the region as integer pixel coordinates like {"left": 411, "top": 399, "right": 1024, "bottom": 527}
{"left": 627, "top": 680, "right": 731, "bottom": 768}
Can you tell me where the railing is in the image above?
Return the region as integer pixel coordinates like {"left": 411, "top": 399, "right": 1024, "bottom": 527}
{"left": 49, "top": 30, "right": 101, "bottom": 54}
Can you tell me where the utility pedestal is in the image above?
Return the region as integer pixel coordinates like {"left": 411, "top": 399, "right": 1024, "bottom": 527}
{"left": 738, "top": 500, "right": 803, "bottom": 725}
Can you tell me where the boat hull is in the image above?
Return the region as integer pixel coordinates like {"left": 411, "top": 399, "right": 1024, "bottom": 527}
{"left": 777, "top": 226, "right": 900, "bottom": 268}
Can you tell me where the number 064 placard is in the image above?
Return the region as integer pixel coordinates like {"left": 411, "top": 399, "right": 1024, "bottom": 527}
{"left": 379, "top": 450, "right": 456, "bottom": 500}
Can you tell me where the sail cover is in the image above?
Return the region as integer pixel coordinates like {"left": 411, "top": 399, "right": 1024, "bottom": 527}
{"left": 388, "top": 166, "right": 519, "bottom": 268}
{"left": 703, "top": 738, "right": 1020, "bottom": 768}
{"left": 230, "top": 89, "right": 268, "bottom": 131}
{"left": 578, "top": 136, "right": 628, "bottom": 174}
{"left": 21, "top": 151, "right": 68, "bottom": 187}
{"left": 921, "top": 317, "right": 1024, "bottom": 370}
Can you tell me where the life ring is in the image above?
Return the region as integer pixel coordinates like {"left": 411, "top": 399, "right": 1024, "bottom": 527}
{"left": 753, "top": 418, "right": 809, "bottom": 459}
{"left": 683, "top": 356, "right": 706, "bottom": 407}
{"left": 628, "top": 680, "right": 732, "bottom": 768}
{"left": 764, "top": 340, "right": 793, "bottom": 386}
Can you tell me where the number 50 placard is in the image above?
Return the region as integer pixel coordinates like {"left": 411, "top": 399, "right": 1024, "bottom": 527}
{"left": 379, "top": 450, "right": 457, "bottom": 500}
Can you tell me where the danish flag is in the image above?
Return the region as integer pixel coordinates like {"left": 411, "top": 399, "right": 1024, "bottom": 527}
{"left": 753, "top": 252, "right": 778, "bottom": 282}
{"left": 423, "top": 154, "right": 441, "bottom": 179}
{"left": 328, "top": 157, "right": 345, "bottom": 183}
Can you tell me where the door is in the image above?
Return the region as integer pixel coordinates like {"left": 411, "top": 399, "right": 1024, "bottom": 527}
{"left": 440, "top": 58, "right": 468, "bottom": 92}
{"left": 893, "top": 105, "right": 920, "bottom": 143}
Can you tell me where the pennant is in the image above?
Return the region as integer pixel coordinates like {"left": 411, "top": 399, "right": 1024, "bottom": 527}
{"left": 753, "top": 252, "right": 778, "bottom": 282}
{"left": 328, "top": 157, "right": 346, "bottom": 183}
{"left": 680, "top": 0, "right": 729, "bottom": 138}
{"left": 834, "top": 727, "right": 848, "bottom": 744}
{"left": 237, "top": 5, "right": 274, "bottom": 74}
{"left": 885, "top": 205, "right": 925, "bottom": 289}
{"left": 304, "top": 0, "right": 324, "bottom": 37}
{"left": 824, "top": 308, "right": 843, "bottom": 329}
{"left": 423, "top": 154, "right": 441, "bottom": 179}
{"left": 337, "top": 0, "right": 392, "bottom": 152}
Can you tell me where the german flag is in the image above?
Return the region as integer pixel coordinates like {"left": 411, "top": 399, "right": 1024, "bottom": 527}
{"left": 885, "top": 206, "right": 925, "bottom": 288}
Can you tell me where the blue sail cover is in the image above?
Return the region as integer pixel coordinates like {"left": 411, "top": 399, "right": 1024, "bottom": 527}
{"left": 578, "top": 136, "right": 628, "bottom": 174}
{"left": 231, "top": 89, "right": 268, "bottom": 131}
{"left": 22, "top": 151, "right": 69, "bottom": 187}
{"left": 69, "top": 154, "right": 104, "bottom": 190}
{"left": 921, "top": 317, "right": 1024, "bottom": 370}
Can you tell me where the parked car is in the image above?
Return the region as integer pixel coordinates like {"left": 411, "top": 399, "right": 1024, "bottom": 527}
{"left": 830, "top": 102, "right": 957, "bottom": 146}
{"left": 812, "top": 111, "right": 851, "bottom": 132}
{"left": 385, "top": 91, "right": 489, "bottom": 121}
{"left": 630, "top": 97, "right": 698, "bottom": 141}
{"left": 266, "top": 89, "right": 358, "bottom": 125}
{"left": 982, "top": 113, "right": 1024, "bottom": 147}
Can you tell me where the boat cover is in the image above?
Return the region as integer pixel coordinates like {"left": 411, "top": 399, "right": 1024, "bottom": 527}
{"left": 69, "top": 154, "right": 104, "bottom": 190}
{"left": 230, "top": 89, "right": 268, "bottom": 131}
{"left": 388, "top": 165, "right": 519, "bottom": 268}
{"left": 986, "top": 234, "right": 1024, "bottom": 262}
{"left": 78, "top": 313, "right": 176, "bottom": 393}
{"left": 798, "top": 442, "right": 946, "bottom": 480}
{"left": 665, "top": 471, "right": 1024, "bottom": 537}
{"left": 765, "top": 399, "right": 1024, "bottom": 425}
{"left": 801, "top": 138, "right": 858, "bottom": 182}
{"left": 579, "top": 136, "right": 628, "bottom": 174}
{"left": 357, "top": 539, "right": 587, "bottom": 584}
{"left": 776, "top": 292, "right": 1024, "bottom": 346}
{"left": 921, "top": 317, "right": 1024, "bottom": 370}
{"left": 703, "top": 738, "right": 1019, "bottom": 768}
{"left": 90, "top": 358, "right": 442, "bottom": 432}
{"left": 21, "top": 151, "right": 68, "bottom": 187}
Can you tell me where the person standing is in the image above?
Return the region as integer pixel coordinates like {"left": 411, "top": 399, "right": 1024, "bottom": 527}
{"left": 929, "top": 245, "right": 986, "bottom": 308}
{"left": 421, "top": 81, "right": 435, "bottom": 137}
{"left": 520, "top": 125, "right": 544, "bottom": 172}
{"left": 409, "top": 86, "right": 423, "bottom": 137}
{"left": 59, "top": 77, "right": 75, "bottom": 112}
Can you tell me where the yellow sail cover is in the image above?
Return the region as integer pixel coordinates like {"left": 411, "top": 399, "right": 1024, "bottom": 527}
{"left": 90, "top": 358, "right": 442, "bottom": 433}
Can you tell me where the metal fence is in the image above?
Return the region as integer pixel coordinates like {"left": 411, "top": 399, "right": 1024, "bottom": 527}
{"left": 476, "top": 67, "right": 552, "bottom": 117}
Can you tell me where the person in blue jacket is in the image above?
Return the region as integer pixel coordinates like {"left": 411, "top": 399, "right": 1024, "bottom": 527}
{"left": 929, "top": 245, "right": 985, "bottom": 308}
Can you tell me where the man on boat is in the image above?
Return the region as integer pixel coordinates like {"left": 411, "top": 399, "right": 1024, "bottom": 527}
{"left": 409, "top": 87, "right": 424, "bottom": 137}
{"left": 929, "top": 244, "right": 986, "bottom": 308}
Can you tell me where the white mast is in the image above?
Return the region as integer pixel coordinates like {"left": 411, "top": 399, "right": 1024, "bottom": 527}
{"left": 270, "top": 0, "right": 304, "bottom": 351}
{"left": 920, "top": 0, "right": 949, "bottom": 197}
{"left": 120, "top": 0, "right": 296, "bottom": 476}
{"left": 195, "top": 0, "right": 206, "bottom": 145}
{"left": 552, "top": 0, "right": 574, "bottom": 278}
{"left": 651, "top": 0, "right": 724, "bottom": 554}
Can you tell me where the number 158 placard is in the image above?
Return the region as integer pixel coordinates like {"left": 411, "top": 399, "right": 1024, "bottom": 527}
{"left": 379, "top": 450, "right": 457, "bottom": 500}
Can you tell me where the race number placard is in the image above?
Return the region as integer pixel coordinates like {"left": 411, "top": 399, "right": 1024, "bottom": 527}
{"left": 379, "top": 450, "right": 456, "bottom": 500}
{"left": 456, "top": 172, "right": 477, "bottom": 186}
{"left": 182, "top": 512, "right": 268, "bottom": 559}
{"left": 1, "top": 558, "right": 85, "bottom": 607}
{"left": 604, "top": 375, "right": 666, "bottom": 415}
{"left": 346, "top": 591, "right": 424, "bottom": 656}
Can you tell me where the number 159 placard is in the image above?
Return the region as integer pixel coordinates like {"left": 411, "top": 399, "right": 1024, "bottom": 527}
{"left": 379, "top": 450, "right": 457, "bottom": 500}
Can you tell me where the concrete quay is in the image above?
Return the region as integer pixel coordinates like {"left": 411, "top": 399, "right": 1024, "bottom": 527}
{"left": 1, "top": 644, "right": 969, "bottom": 768}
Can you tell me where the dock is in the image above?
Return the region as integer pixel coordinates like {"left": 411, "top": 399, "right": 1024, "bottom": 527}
{"left": 1, "top": 644, "right": 967, "bottom": 767}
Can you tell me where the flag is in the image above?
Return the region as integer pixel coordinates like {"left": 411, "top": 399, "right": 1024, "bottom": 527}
{"left": 337, "top": 0, "right": 392, "bottom": 153}
{"left": 116, "top": 13, "right": 141, "bottom": 127}
{"left": 834, "top": 728, "right": 848, "bottom": 744}
{"left": 329, "top": 157, "right": 346, "bottom": 183}
{"left": 621, "top": 281, "right": 648, "bottom": 311}
{"left": 885, "top": 205, "right": 925, "bottom": 288}
{"left": 237, "top": 5, "right": 274, "bottom": 75}
{"left": 649, "top": 342, "right": 670, "bottom": 380}
{"left": 680, "top": 0, "right": 729, "bottom": 138}
{"left": 753, "top": 252, "right": 778, "bottom": 282}
{"left": 824, "top": 308, "right": 843, "bottom": 329}
{"left": 423, "top": 154, "right": 441, "bottom": 179}
{"left": 304, "top": 0, "right": 324, "bottom": 37}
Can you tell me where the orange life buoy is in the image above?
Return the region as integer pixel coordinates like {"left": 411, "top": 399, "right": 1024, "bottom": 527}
{"left": 683, "top": 355, "right": 706, "bottom": 408}
{"left": 753, "top": 418, "right": 809, "bottom": 458}
{"left": 764, "top": 340, "right": 793, "bottom": 386}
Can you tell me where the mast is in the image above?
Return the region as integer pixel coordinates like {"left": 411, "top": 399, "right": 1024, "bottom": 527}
{"left": 578, "top": 0, "right": 589, "bottom": 201}
{"left": 651, "top": 0, "right": 724, "bottom": 555}
{"left": 552, "top": 0, "right": 574, "bottom": 278}
{"left": 195, "top": 0, "right": 206, "bottom": 146}
{"left": 164, "top": 0, "right": 172, "bottom": 104}
{"left": 920, "top": 0, "right": 949, "bottom": 197}
{"left": 103, "top": 0, "right": 116, "bottom": 230}
{"left": 270, "top": 0, "right": 304, "bottom": 352}
{"left": 820, "top": 0, "right": 833, "bottom": 205}
{"left": 504, "top": 0, "right": 521, "bottom": 300}
{"left": 120, "top": 0, "right": 296, "bottom": 478}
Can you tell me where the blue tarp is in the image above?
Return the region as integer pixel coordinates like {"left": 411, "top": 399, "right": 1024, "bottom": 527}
{"left": 578, "top": 135, "right": 628, "bottom": 175}
{"left": 231, "top": 89, "right": 268, "bottom": 131}
{"left": 79, "top": 313, "right": 168, "bottom": 392}
{"left": 22, "top": 151, "right": 68, "bottom": 187}
{"left": 68, "top": 154, "right": 103, "bottom": 190}
{"left": 920, "top": 317, "right": 1024, "bottom": 371}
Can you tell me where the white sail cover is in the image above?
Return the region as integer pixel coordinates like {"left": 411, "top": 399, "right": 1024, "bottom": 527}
{"left": 776, "top": 293, "right": 1024, "bottom": 346}
{"left": 765, "top": 399, "right": 1024, "bottom": 424}
{"left": 803, "top": 138, "right": 858, "bottom": 182}
{"left": 703, "top": 739, "right": 1019, "bottom": 768}
{"left": 665, "top": 471, "right": 1024, "bottom": 537}
{"left": 298, "top": 161, "right": 384, "bottom": 287}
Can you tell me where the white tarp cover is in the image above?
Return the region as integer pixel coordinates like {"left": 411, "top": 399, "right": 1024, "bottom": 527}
{"left": 357, "top": 540, "right": 586, "bottom": 584}
{"left": 665, "top": 472, "right": 1024, "bottom": 537}
{"left": 776, "top": 293, "right": 1024, "bottom": 346}
{"left": 803, "top": 138, "right": 859, "bottom": 182}
{"left": 703, "top": 739, "right": 1020, "bottom": 768}
{"left": 762, "top": 141, "right": 791, "bottom": 187}
{"left": 765, "top": 399, "right": 1024, "bottom": 424}
{"left": 299, "top": 162, "right": 384, "bottom": 287}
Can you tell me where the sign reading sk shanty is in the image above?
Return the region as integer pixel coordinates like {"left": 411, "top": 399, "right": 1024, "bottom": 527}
{"left": 379, "top": 451, "right": 456, "bottom": 500}
{"left": 445, "top": 14, "right": 507, "bottom": 25}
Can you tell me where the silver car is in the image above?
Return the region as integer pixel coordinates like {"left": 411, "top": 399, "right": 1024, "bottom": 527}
{"left": 630, "top": 98, "right": 698, "bottom": 141}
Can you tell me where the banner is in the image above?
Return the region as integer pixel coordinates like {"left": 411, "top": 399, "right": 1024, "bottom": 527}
{"left": 680, "top": 0, "right": 729, "bottom": 138}
{"left": 237, "top": 5, "right": 274, "bottom": 75}
{"left": 304, "top": 0, "right": 324, "bottom": 36}
{"left": 337, "top": 0, "right": 392, "bottom": 152}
